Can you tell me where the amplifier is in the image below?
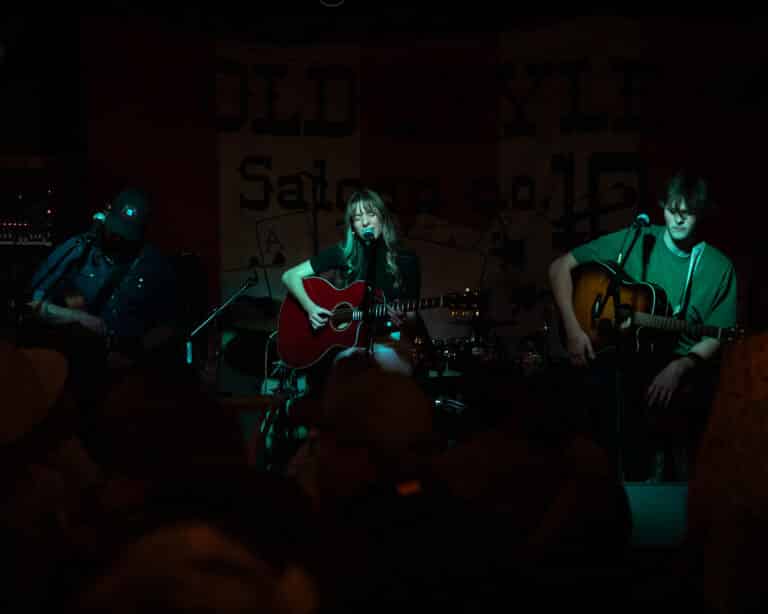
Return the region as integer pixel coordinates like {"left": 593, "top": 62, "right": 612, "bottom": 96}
{"left": 624, "top": 482, "right": 688, "bottom": 546}
{"left": 0, "top": 219, "right": 53, "bottom": 246}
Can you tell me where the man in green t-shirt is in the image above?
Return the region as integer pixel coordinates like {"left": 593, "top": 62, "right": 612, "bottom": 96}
{"left": 548, "top": 171, "right": 738, "bottom": 481}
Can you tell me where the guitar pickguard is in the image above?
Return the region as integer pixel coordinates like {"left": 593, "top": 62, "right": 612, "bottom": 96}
{"left": 567, "top": 260, "right": 672, "bottom": 355}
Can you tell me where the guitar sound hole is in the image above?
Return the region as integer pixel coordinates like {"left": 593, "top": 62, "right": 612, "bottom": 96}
{"left": 330, "top": 302, "right": 353, "bottom": 332}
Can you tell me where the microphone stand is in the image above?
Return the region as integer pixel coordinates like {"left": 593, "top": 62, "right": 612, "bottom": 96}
{"left": 592, "top": 218, "right": 646, "bottom": 321}
{"left": 248, "top": 209, "right": 315, "bottom": 314}
{"left": 591, "top": 215, "right": 647, "bottom": 482}
{"left": 359, "top": 234, "right": 379, "bottom": 356}
{"left": 185, "top": 271, "right": 259, "bottom": 369}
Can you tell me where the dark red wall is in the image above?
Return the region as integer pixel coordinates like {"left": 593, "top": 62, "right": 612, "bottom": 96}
{"left": 360, "top": 35, "right": 500, "bottom": 233}
{"left": 80, "top": 17, "right": 219, "bottom": 305}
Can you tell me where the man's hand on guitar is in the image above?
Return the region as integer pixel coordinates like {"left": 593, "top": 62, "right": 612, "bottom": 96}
{"left": 27, "top": 299, "right": 106, "bottom": 337}
{"left": 307, "top": 303, "right": 333, "bottom": 331}
{"left": 566, "top": 328, "right": 596, "bottom": 367}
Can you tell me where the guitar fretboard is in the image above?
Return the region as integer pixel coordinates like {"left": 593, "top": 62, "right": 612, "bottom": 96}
{"left": 329, "top": 295, "right": 448, "bottom": 323}
{"left": 395, "top": 296, "right": 445, "bottom": 312}
{"left": 633, "top": 312, "right": 723, "bottom": 339}
{"left": 349, "top": 296, "right": 445, "bottom": 321}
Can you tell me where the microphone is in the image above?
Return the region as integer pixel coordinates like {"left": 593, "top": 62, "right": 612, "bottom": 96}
{"left": 362, "top": 227, "right": 376, "bottom": 244}
{"left": 84, "top": 210, "right": 107, "bottom": 243}
{"left": 632, "top": 213, "right": 650, "bottom": 228}
{"left": 617, "top": 213, "right": 650, "bottom": 266}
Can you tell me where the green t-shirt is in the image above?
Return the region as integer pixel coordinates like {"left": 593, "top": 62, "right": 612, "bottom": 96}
{"left": 571, "top": 225, "right": 738, "bottom": 355}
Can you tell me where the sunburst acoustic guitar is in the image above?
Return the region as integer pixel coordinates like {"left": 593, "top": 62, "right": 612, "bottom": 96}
{"left": 565, "top": 260, "right": 744, "bottom": 356}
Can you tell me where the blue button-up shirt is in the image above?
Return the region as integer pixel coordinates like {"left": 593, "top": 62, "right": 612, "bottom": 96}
{"left": 28, "top": 233, "right": 178, "bottom": 343}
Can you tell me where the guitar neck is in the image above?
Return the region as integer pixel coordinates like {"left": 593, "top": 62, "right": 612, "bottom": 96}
{"left": 633, "top": 312, "right": 724, "bottom": 340}
{"left": 396, "top": 296, "right": 445, "bottom": 312}
{"left": 333, "top": 295, "right": 447, "bottom": 323}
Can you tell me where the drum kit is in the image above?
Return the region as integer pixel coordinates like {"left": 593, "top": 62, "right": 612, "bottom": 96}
{"left": 411, "top": 315, "right": 553, "bottom": 379}
{"left": 413, "top": 333, "right": 502, "bottom": 375}
{"left": 406, "top": 287, "right": 562, "bottom": 432}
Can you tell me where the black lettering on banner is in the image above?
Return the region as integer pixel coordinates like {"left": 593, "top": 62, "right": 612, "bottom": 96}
{"left": 551, "top": 152, "right": 645, "bottom": 248}
{"left": 239, "top": 155, "right": 272, "bottom": 211}
{"left": 304, "top": 66, "right": 358, "bottom": 137}
{"left": 556, "top": 60, "right": 609, "bottom": 134}
{"left": 265, "top": 228, "right": 285, "bottom": 253}
{"left": 611, "top": 59, "right": 660, "bottom": 133}
{"left": 586, "top": 152, "right": 646, "bottom": 235}
{"left": 277, "top": 174, "right": 307, "bottom": 210}
{"left": 215, "top": 58, "right": 248, "bottom": 132}
{"left": 501, "top": 62, "right": 551, "bottom": 138}
{"left": 336, "top": 178, "right": 364, "bottom": 211}
{"left": 367, "top": 177, "right": 442, "bottom": 217}
{"left": 307, "top": 159, "right": 333, "bottom": 211}
{"left": 250, "top": 65, "right": 302, "bottom": 136}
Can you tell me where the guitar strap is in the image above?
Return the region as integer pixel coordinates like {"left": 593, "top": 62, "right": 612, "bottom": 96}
{"left": 673, "top": 241, "right": 706, "bottom": 318}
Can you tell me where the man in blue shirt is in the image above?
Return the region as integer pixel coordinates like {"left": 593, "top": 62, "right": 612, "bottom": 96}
{"left": 24, "top": 187, "right": 180, "bottom": 379}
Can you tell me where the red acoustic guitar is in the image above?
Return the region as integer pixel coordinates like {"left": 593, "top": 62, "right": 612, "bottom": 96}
{"left": 276, "top": 276, "right": 480, "bottom": 369}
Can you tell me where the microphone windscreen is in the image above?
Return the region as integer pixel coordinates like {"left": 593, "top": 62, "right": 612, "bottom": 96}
{"left": 635, "top": 213, "right": 650, "bottom": 227}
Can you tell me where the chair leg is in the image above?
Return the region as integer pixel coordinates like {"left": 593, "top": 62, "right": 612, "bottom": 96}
{"left": 646, "top": 449, "right": 665, "bottom": 483}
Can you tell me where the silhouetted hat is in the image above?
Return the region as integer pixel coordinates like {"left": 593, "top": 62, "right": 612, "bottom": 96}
{"left": 322, "top": 354, "right": 434, "bottom": 450}
{"left": 105, "top": 188, "right": 151, "bottom": 241}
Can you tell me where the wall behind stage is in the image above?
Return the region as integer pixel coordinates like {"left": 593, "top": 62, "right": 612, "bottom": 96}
{"left": 217, "top": 16, "right": 767, "bottom": 350}
{"left": 216, "top": 41, "right": 360, "bottom": 312}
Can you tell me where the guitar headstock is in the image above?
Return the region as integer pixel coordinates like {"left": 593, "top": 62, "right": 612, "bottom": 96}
{"left": 444, "top": 287, "right": 482, "bottom": 321}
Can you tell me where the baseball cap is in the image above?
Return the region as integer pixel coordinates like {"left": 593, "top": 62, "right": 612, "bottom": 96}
{"left": 105, "top": 188, "right": 151, "bottom": 242}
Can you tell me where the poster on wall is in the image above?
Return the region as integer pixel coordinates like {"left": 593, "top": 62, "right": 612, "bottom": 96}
{"left": 215, "top": 17, "right": 746, "bottom": 362}
{"left": 490, "top": 17, "right": 658, "bottom": 351}
{"left": 216, "top": 42, "right": 361, "bottom": 326}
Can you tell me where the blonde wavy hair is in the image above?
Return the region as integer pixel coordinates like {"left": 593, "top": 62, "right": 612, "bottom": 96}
{"left": 340, "top": 189, "right": 401, "bottom": 288}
